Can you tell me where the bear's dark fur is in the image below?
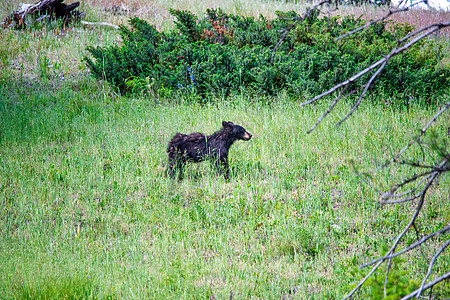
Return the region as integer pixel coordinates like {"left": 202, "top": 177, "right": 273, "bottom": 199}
{"left": 167, "top": 121, "right": 252, "bottom": 180}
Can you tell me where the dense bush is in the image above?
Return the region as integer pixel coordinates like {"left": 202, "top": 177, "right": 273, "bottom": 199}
{"left": 85, "top": 9, "right": 449, "bottom": 103}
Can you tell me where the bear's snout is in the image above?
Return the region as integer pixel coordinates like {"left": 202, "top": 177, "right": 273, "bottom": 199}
{"left": 243, "top": 131, "right": 252, "bottom": 140}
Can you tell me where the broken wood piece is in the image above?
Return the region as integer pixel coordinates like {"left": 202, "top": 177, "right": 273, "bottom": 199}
{"left": 80, "top": 21, "right": 119, "bottom": 29}
{"left": 2, "top": 0, "right": 84, "bottom": 29}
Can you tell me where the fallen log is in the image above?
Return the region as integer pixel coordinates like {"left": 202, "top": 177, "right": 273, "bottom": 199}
{"left": 2, "top": 0, "right": 84, "bottom": 29}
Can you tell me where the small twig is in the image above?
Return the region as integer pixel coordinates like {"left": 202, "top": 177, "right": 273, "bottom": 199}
{"left": 399, "top": 23, "right": 448, "bottom": 44}
{"left": 302, "top": 26, "right": 450, "bottom": 130}
{"left": 412, "top": 223, "right": 428, "bottom": 262}
{"left": 300, "top": 59, "right": 384, "bottom": 107}
{"left": 336, "top": 59, "right": 387, "bottom": 126}
{"left": 382, "top": 173, "right": 432, "bottom": 256}
{"left": 417, "top": 239, "right": 450, "bottom": 298}
{"left": 307, "top": 86, "right": 361, "bottom": 134}
{"left": 360, "top": 101, "right": 450, "bottom": 178}
{"left": 360, "top": 225, "right": 450, "bottom": 268}
{"left": 381, "top": 193, "right": 421, "bottom": 204}
{"left": 390, "top": 176, "right": 428, "bottom": 198}
{"left": 392, "top": 101, "right": 450, "bottom": 165}
{"left": 380, "top": 170, "right": 436, "bottom": 200}
{"left": 346, "top": 173, "right": 437, "bottom": 299}
{"left": 334, "top": 0, "right": 425, "bottom": 41}
{"left": 381, "top": 158, "right": 448, "bottom": 204}
{"left": 399, "top": 271, "right": 450, "bottom": 300}
{"left": 396, "top": 160, "right": 438, "bottom": 169}
{"left": 343, "top": 259, "right": 385, "bottom": 300}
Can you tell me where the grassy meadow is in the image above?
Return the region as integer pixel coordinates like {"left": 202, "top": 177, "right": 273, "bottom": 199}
{"left": 1, "top": 0, "right": 450, "bottom": 299}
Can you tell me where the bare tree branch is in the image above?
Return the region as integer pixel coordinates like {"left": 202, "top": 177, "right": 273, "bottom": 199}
{"left": 302, "top": 25, "right": 450, "bottom": 132}
{"left": 341, "top": 92, "right": 449, "bottom": 300}
{"left": 334, "top": 0, "right": 425, "bottom": 41}
{"left": 299, "top": 59, "right": 384, "bottom": 107}
{"left": 381, "top": 158, "right": 448, "bottom": 204}
{"left": 399, "top": 271, "right": 450, "bottom": 300}
{"left": 390, "top": 176, "right": 428, "bottom": 198}
{"left": 296, "top": 4, "right": 450, "bottom": 299}
{"left": 307, "top": 86, "right": 362, "bottom": 133}
{"left": 358, "top": 101, "right": 450, "bottom": 180}
{"left": 417, "top": 239, "right": 450, "bottom": 298}
{"left": 380, "top": 169, "right": 436, "bottom": 200}
{"left": 381, "top": 192, "right": 422, "bottom": 204}
{"left": 336, "top": 60, "right": 387, "bottom": 126}
{"left": 392, "top": 101, "right": 450, "bottom": 163}
{"left": 360, "top": 225, "right": 450, "bottom": 268}
{"left": 343, "top": 259, "right": 385, "bottom": 300}
{"left": 345, "top": 171, "right": 438, "bottom": 299}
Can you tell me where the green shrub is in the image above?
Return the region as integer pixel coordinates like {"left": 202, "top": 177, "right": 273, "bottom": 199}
{"left": 85, "top": 9, "right": 449, "bottom": 104}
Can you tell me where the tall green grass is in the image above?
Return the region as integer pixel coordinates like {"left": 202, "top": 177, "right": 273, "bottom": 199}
{"left": 1, "top": 76, "right": 449, "bottom": 298}
{"left": 1, "top": 1, "right": 449, "bottom": 298}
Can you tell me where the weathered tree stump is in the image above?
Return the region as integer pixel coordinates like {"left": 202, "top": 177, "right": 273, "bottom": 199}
{"left": 2, "top": 0, "right": 84, "bottom": 29}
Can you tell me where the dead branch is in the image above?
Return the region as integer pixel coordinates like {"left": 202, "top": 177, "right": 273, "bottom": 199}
{"left": 360, "top": 226, "right": 450, "bottom": 268}
{"left": 300, "top": 58, "right": 385, "bottom": 107}
{"left": 334, "top": 0, "right": 424, "bottom": 41}
{"left": 392, "top": 101, "right": 450, "bottom": 164}
{"left": 307, "top": 86, "right": 361, "bottom": 133}
{"left": 344, "top": 170, "right": 439, "bottom": 299}
{"left": 2, "top": 0, "right": 84, "bottom": 29}
{"left": 381, "top": 158, "right": 448, "bottom": 202}
{"left": 301, "top": 22, "right": 450, "bottom": 131}
{"left": 380, "top": 169, "right": 436, "bottom": 200}
{"left": 417, "top": 239, "right": 450, "bottom": 297}
{"left": 358, "top": 101, "right": 450, "bottom": 182}
{"left": 336, "top": 59, "right": 387, "bottom": 126}
{"left": 296, "top": 2, "right": 450, "bottom": 299}
{"left": 399, "top": 271, "right": 450, "bottom": 300}
{"left": 390, "top": 176, "right": 428, "bottom": 198}
{"left": 344, "top": 259, "right": 385, "bottom": 300}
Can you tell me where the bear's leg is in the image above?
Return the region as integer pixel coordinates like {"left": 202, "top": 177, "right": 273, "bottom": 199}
{"left": 167, "top": 152, "right": 182, "bottom": 179}
{"left": 216, "top": 156, "right": 230, "bottom": 180}
{"left": 176, "top": 160, "right": 185, "bottom": 181}
{"left": 167, "top": 156, "right": 176, "bottom": 179}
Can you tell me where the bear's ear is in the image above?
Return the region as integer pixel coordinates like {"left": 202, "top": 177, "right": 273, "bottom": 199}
{"left": 228, "top": 121, "right": 235, "bottom": 126}
{"left": 222, "top": 121, "right": 231, "bottom": 128}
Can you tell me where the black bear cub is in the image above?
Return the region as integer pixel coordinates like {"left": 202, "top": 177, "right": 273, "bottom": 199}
{"left": 167, "top": 121, "right": 252, "bottom": 180}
